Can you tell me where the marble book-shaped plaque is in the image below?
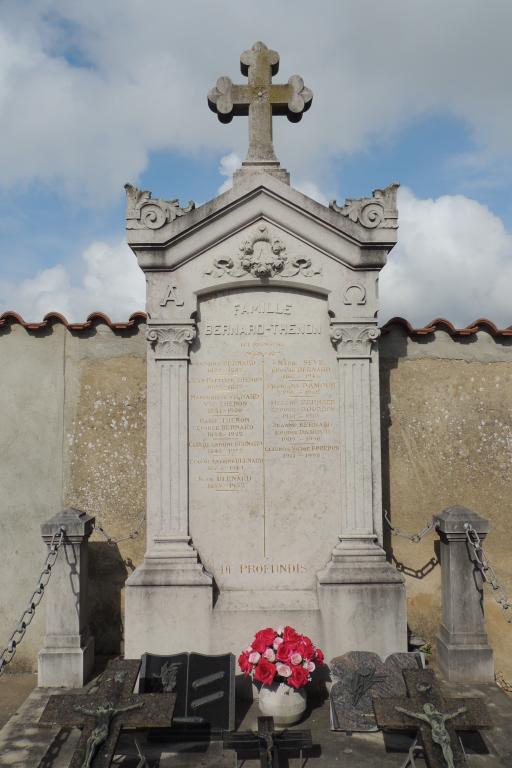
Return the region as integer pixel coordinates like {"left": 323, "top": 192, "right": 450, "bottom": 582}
{"left": 139, "top": 652, "right": 235, "bottom": 731}
{"left": 329, "top": 651, "right": 423, "bottom": 732}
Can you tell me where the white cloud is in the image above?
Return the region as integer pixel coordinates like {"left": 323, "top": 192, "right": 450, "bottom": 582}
{"left": 0, "top": 239, "right": 144, "bottom": 321}
{"left": 217, "top": 153, "right": 242, "bottom": 194}
{"left": 380, "top": 188, "right": 512, "bottom": 326}
{"left": 0, "top": 1, "right": 511, "bottom": 200}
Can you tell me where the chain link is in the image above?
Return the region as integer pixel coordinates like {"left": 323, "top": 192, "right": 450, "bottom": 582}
{"left": 384, "top": 511, "right": 438, "bottom": 543}
{"left": 0, "top": 528, "right": 65, "bottom": 677}
{"left": 464, "top": 522, "right": 512, "bottom": 623}
{"left": 92, "top": 511, "right": 146, "bottom": 548}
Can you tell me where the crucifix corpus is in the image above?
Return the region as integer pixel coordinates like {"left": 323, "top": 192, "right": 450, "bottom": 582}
{"left": 208, "top": 41, "right": 312, "bottom": 181}
{"left": 38, "top": 658, "right": 175, "bottom": 768}
{"left": 373, "top": 669, "right": 491, "bottom": 768}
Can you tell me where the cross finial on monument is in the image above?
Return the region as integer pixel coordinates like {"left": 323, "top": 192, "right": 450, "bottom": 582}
{"left": 208, "top": 42, "right": 313, "bottom": 184}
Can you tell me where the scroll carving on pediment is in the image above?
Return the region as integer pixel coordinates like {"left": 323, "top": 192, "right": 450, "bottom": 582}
{"left": 125, "top": 184, "right": 195, "bottom": 230}
{"left": 330, "top": 183, "right": 399, "bottom": 230}
{"left": 204, "top": 224, "right": 321, "bottom": 279}
{"left": 330, "top": 324, "right": 381, "bottom": 357}
{"left": 146, "top": 325, "right": 197, "bottom": 358}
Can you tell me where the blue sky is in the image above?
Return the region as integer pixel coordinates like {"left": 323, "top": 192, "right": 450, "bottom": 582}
{"left": 0, "top": 1, "right": 511, "bottom": 325}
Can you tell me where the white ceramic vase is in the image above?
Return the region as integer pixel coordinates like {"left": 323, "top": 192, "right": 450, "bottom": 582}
{"left": 258, "top": 682, "right": 307, "bottom": 726}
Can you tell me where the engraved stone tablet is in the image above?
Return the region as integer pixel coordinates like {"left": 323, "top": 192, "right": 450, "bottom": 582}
{"left": 329, "top": 651, "right": 422, "bottom": 731}
{"left": 139, "top": 652, "right": 235, "bottom": 731}
{"left": 189, "top": 287, "right": 341, "bottom": 590}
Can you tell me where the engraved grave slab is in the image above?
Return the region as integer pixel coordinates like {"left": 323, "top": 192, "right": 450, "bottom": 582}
{"left": 139, "top": 652, "right": 235, "bottom": 731}
{"left": 329, "top": 651, "right": 422, "bottom": 732}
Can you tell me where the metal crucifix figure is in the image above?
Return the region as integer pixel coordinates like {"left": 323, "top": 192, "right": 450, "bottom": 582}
{"left": 394, "top": 702, "right": 467, "bottom": 768}
{"left": 73, "top": 700, "right": 143, "bottom": 768}
{"left": 208, "top": 42, "right": 312, "bottom": 173}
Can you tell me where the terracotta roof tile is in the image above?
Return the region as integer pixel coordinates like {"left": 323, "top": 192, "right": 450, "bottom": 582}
{"left": 1, "top": 312, "right": 511, "bottom": 338}
{"left": 381, "top": 317, "right": 512, "bottom": 338}
{"left": 0, "top": 311, "right": 147, "bottom": 332}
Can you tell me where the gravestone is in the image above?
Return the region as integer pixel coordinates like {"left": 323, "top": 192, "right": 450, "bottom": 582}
{"left": 373, "top": 668, "right": 491, "bottom": 768}
{"left": 38, "top": 658, "right": 175, "bottom": 768}
{"left": 329, "top": 651, "right": 422, "bottom": 731}
{"left": 124, "top": 42, "right": 406, "bottom": 661}
{"left": 139, "top": 652, "right": 235, "bottom": 730}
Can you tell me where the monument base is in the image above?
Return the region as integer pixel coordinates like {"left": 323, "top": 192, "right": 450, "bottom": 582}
{"left": 317, "top": 559, "right": 407, "bottom": 662}
{"left": 437, "top": 624, "right": 494, "bottom": 682}
{"left": 124, "top": 559, "right": 213, "bottom": 658}
{"left": 38, "top": 635, "right": 94, "bottom": 688}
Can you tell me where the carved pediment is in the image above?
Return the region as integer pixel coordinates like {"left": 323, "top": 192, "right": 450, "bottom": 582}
{"left": 204, "top": 224, "right": 321, "bottom": 280}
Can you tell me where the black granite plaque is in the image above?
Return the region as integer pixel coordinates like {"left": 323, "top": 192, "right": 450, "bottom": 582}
{"left": 139, "top": 652, "right": 235, "bottom": 731}
{"left": 329, "top": 651, "right": 422, "bottom": 732}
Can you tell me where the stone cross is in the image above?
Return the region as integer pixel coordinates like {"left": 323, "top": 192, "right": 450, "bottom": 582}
{"left": 208, "top": 41, "right": 312, "bottom": 174}
{"left": 39, "top": 658, "right": 175, "bottom": 768}
{"left": 373, "top": 669, "right": 491, "bottom": 768}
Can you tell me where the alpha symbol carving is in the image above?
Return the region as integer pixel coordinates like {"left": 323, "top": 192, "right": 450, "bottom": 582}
{"left": 160, "top": 284, "right": 184, "bottom": 307}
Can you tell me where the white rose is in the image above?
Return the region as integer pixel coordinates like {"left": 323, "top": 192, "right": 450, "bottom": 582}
{"left": 248, "top": 651, "right": 261, "bottom": 664}
{"left": 276, "top": 663, "right": 291, "bottom": 678}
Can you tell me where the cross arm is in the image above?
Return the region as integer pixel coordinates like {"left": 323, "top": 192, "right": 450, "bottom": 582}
{"left": 118, "top": 693, "right": 176, "bottom": 728}
{"left": 441, "top": 699, "right": 492, "bottom": 730}
{"left": 39, "top": 694, "right": 94, "bottom": 729}
{"left": 373, "top": 697, "right": 420, "bottom": 731}
{"left": 208, "top": 80, "right": 312, "bottom": 121}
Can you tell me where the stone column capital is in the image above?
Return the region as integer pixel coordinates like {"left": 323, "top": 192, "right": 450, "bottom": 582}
{"left": 146, "top": 322, "right": 197, "bottom": 360}
{"left": 330, "top": 323, "right": 380, "bottom": 358}
{"left": 434, "top": 505, "right": 490, "bottom": 539}
{"left": 41, "top": 507, "right": 95, "bottom": 545}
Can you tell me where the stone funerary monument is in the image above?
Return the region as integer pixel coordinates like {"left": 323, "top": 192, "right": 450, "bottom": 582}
{"left": 124, "top": 42, "right": 406, "bottom": 661}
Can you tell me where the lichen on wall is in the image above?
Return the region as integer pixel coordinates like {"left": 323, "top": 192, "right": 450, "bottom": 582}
{"left": 381, "top": 352, "right": 512, "bottom": 680}
{"left": 64, "top": 354, "right": 146, "bottom": 654}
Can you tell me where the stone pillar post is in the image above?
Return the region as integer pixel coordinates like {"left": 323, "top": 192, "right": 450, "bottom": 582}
{"left": 124, "top": 323, "right": 212, "bottom": 658}
{"left": 435, "top": 506, "right": 494, "bottom": 682}
{"left": 38, "top": 508, "right": 95, "bottom": 688}
{"left": 317, "top": 323, "right": 406, "bottom": 660}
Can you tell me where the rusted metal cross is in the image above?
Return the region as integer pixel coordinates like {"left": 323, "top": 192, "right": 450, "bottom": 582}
{"left": 373, "top": 669, "right": 491, "bottom": 768}
{"left": 39, "top": 658, "right": 175, "bottom": 768}
{"left": 208, "top": 41, "right": 312, "bottom": 168}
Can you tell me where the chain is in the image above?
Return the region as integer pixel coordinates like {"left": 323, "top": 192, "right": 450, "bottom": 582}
{"left": 92, "top": 511, "right": 146, "bottom": 547}
{"left": 464, "top": 523, "right": 512, "bottom": 623}
{"left": 0, "top": 528, "right": 65, "bottom": 677}
{"left": 384, "top": 511, "right": 438, "bottom": 543}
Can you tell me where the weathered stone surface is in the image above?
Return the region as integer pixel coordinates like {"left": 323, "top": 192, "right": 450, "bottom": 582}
{"left": 208, "top": 42, "right": 312, "bottom": 182}
{"left": 329, "top": 651, "right": 422, "bottom": 731}
{"left": 435, "top": 507, "right": 494, "bottom": 682}
{"left": 38, "top": 508, "right": 95, "bottom": 688}
{"left": 124, "top": 168, "right": 406, "bottom": 659}
{"left": 373, "top": 669, "right": 491, "bottom": 768}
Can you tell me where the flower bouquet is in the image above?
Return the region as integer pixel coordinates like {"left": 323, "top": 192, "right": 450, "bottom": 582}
{"left": 238, "top": 626, "right": 324, "bottom": 725}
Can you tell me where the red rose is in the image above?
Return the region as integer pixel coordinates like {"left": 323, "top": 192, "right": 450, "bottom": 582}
{"left": 289, "top": 664, "right": 309, "bottom": 689}
{"left": 276, "top": 641, "right": 295, "bottom": 663}
{"left": 251, "top": 627, "right": 276, "bottom": 653}
{"left": 314, "top": 648, "right": 324, "bottom": 664}
{"left": 238, "top": 652, "right": 253, "bottom": 676}
{"left": 282, "top": 626, "right": 300, "bottom": 643}
{"left": 297, "top": 636, "right": 314, "bottom": 660}
{"left": 254, "top": 658, "right": 277, "bottom": 685}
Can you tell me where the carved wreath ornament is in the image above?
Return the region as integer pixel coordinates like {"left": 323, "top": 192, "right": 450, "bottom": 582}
{"left": 205, "top": 224, "right": 321, "bottom": 280}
